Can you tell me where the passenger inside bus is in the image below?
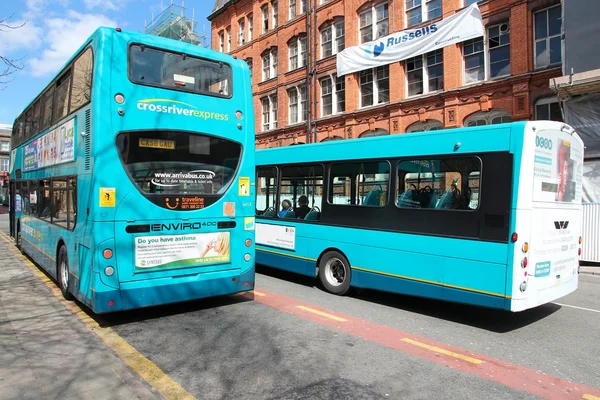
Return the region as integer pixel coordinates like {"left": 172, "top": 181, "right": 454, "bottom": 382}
{"left": 294, "top": 195, "right": 311, "bottom": 219}
{"left": 278, "top": 199, "right": 292, "bottom": 217}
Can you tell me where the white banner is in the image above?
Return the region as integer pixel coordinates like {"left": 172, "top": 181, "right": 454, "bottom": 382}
{"left": 336, "top": 3, "right": 484, "bottom": 76}
{"left": 256, "top": 223, "right": 296, "bottom": 250}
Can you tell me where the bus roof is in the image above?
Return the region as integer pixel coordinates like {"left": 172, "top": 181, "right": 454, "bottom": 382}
{"left": 256, "top": 122, "right": 532, "bottom": 165}
{"left": 14, "top": 26, "right": 245, "bottom": 124}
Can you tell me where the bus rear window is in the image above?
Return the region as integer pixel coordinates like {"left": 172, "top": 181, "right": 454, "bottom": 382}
{"left": 116, "top": 131, "right": 240, "bottom": 200}
{"left": 129, "top": 44, "right": 232, "bottom": 97}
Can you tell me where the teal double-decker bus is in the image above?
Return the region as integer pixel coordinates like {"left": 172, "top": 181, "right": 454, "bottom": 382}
{"left": 256, "top": 122, "right": 584, "bottom": 311}
{"left": 9, "top": 27, "right": 256, "bottom": 313}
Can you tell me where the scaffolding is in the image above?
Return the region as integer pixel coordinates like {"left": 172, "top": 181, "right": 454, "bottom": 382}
{"left": 145, "top": 2, "right": 206, "bottom": 46}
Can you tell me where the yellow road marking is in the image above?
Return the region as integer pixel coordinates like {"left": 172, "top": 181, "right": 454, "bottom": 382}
{"left": 253, "top": 290, "right": 266, "bottom": 297}
{"left": 402, "top": 338, "right": 483, "bottom": 364}
{"left": 0, "top": 231, "right": 196, "bottom": 400}
{"left": 296, "top": 305, "right": 347, "bottom": 322}
{"left": 583, "top": 394, "right": 600, "bottom": 400}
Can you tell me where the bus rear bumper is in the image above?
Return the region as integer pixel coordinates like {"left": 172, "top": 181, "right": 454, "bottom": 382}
{"left": 91, "top": 264, "right": 255, "bottom": 313}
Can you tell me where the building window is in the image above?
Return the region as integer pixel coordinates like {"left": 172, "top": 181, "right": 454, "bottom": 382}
{"left": 407, "top": 119, "right": 443, "bottom": 132}
{"left": 301, "top": 0, "right": 306, "bottom": 13}
{"left": 488, "top": 22, "right": 510, "bottom": 78}
{"left": 272, "top": 0, "right": 278, "bottom": 29}
{"left": 535, "top": 97, "right": 563, "bottom": 122}
{"left": 359, "top": 2, "right": 388, "bottom": 44}
{"left": 321, "top": 18, "right": 345, "bottom": 58}
{"left": 261, "top": 94, "right": 278, "bottom": 131}
{"left": 0, "top": 158, "right": 8, "bottom": 172}
{"left": 248, "top": 14, "right": 253, "bottom": 40}
{"left": 238, "top": 19, "right": 245, "bottom": 46}
{"left": 359, "top": 65, "right": 389, "bottom": 107}
{"left": 406, "top": 0, "right": 441, "bottom": 28}
{"left": 406, "top": 49, "right": 443, "bottom": 97}
{"left": 463, "top": 22, "right": 510, "bottom": 84}
{"left": 246, "top": 58, "right": 253, "bottom": 79}
{"left": 465, "top": 0, "right": 481, "bottom": 6}
{"left": 534, "top": 6, "right": 562, "bottom": 68}
{"left": 287, "top": 86, "right": 308, "bottom": 124}
{"left": 1, "top": 141, "right": 10, "bottom": 152}
{"left": 288, "top": 35, "right": 307, "bottom": 70}
{"left": 225, "top": 27, "right": 231, "bottom": 52}
{"left": 262, "top": 48, "right": 278, "bottom": 81}
{"left": 218, "top": 31, "right": 224, "bottom": 52}
{"left": 262, "top": 5, "right": 269, "bottom": 33}
{"left": 464, "top": 109, "right": 511, "bottom": 126}
{"left": 320, "top": 76, "right": 345, "bottom": 117}
{"left": 289, "top": 0, "right": 296, "bottom": 19}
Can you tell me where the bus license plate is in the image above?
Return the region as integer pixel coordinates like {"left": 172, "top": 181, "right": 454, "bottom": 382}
{"left": 139, "top": 138, "right": 175, "bottom": 150}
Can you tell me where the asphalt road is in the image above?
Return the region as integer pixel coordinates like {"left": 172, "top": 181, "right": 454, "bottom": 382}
{"left": 1, "top": 212, "right": 599, "bottom": 399}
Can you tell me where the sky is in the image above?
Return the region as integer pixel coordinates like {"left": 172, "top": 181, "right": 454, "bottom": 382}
{"left": 0, "top": 0, "right": 214, "bottom": 126}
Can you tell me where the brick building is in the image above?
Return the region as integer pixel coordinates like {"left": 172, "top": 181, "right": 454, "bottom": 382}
{"left": 0, "top": 124, "right": 11, "bottom": 174}
{"left": 208, "top": 0, "right": 564, "bottom": 148}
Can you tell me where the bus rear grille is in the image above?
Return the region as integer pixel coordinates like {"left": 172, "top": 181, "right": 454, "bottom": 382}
{"left": 581, "top": 203, "right": 600, "bottom": 262}
{"left": 84, "top": 109, "right": 91, "bottom": 171}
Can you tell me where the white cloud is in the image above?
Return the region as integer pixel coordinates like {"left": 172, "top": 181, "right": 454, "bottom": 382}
{"left": 29, "top": 11, "right": 116, "bottom": 77}
{"left": 84, "top": 0, "right": 125, "bottom": 11}
{"left": 0, "top": 18, "right": 43, "bottom": 54}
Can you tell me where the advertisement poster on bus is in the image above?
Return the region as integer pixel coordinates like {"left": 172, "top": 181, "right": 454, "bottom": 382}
{"left": 135, "top": 231, "right": 230, "bottom": 270}
{"left": 23, "top": 119, "right": 75, "bottom": 172}
{"left": 256, "top": 223, "right": 296, "bottom": 250}
{"left": 533, "top": 131, "right": 583, "bottom": 203}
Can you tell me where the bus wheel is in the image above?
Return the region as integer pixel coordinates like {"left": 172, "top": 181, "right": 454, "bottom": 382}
{"left": 57, "top": 245, "right": 73, "bottom": 300}
{"left": 318, "top": 251, "right": 351, "bottom": 295}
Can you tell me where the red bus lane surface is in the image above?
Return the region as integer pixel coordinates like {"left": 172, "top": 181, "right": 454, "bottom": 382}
{"left": 245, "top": 289, "right": 600, "bottom": 400}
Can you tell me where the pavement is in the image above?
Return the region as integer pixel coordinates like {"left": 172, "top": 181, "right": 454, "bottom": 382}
{"left": 580, "top": 265, "right": 600, "bottom": 275}
{"left": 0, "top": 233, "right": 162, "bottom": 400}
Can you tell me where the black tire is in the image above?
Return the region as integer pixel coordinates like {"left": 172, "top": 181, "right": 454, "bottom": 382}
{"left": 57, "top": 245, "right": 73, "bottom": 300}
{"left": 318, "top": 250, "right": 351, "bottom": 295}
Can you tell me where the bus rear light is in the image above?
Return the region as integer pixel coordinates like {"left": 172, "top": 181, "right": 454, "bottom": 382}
{"left": 578, "top": 248, "right": 582, "bottom": 256}
{"left": 579, "top": 236, "right": 582, "bottom": 244}
{"left": 116, "top": 27, "right": 121, "bottom": 32}
{"left": 522, "top": 242, "right": 529, "bottom": 253}
{"left": 524, "top": 271, "right": 527, "bottom": 276}
{"left": 244, "top": 281, "right": 249, "bottom": 287}
{"left": 521, "top": 257, "right": 528, "bottom": 268}
{"left": 108, "top": 300, "right": 115, "bottom": 307}
{"left": 245, "top": 239, "right": 252, "bottom": 247}
{"left": 244, "top": 253, "right": 251, "bottom": 262}
{"left": 511, "top": 232, "right": 518, "bottom": 243}
{"left": 114, "top": 94, "right": 124, "bottom": 104}
{"left": 104, "top": 266, "right": 114, "bottom": 276}
{"left": 235, "top": 111, "right": 243, "bottom": 120}
{"left": 519, "top": 281, "right": 527, "bottom": 292}
{"left": 103, "top": 249, "right": 113, "bottom": 259}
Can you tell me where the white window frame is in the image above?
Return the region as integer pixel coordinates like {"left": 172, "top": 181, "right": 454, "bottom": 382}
{"left": 262, "top": 48, "right": 278, "bottom": 81}
{"left": 359, "top": 65, "right": 389, "bottom": 108}
{"left": 464, "top": 109, "right": 511, "bottom": 126}
{"left": 261, "top": 94, "right": 278, "bottom": 131}
{"left": 406, "top": 49, "right": 443, "bottom": 97}
{"left": 272, "top": 0, "right": 278, "bottom": 29}
{"left": 359, "top": 2, "right": 389, "bottom": 44}
{"left": 300, "top": 0, "right": 306, "bottom": 13}
{"left": 320, "top": 18, "right": 345, "bottom": 59}
{"left": 406, "top": 0, "right": 442, "bottom": 28}
{"left": 535, "top": 97, "right": 563, "bottom": 121}
{"left": 0, "top": 158, "right": 9, "bottom": 172}
{"left": 248, "top": 14, "right": 253, "bottom": 41}
{"left": 238, "top": 19, "right": 245, "bottom": 46}
{"left": 463, "top": 22, "right": 510, "bottom": 85}
{"left": 218, "top": 30, "right": 224, "bottom": 52}
{"left": 487, "top": 22, "right": 510, "bottom": 79}
{"left": 262, "top": 5, "right": 269, "bottom": 33}
{"left": 0, "top": 141, "right": 9, "bottom": 152}
{"left": 287, "top": 86, "right": 307, "bottom": 124}
{"left": 225, "top": 26, "right": 231, "bottom": 52}
{"left": 320, "top": 75, "right": 345, "bottom": 117}
{"left": 288, "top": 36, "right": 307, "bottom": 70}
{"left": 407, "top": 119, "right": 443, "bottom": 132}
{"left": 289, "top": 0, "right": 296, "bottom": 20}
{"left": 533, "top": 5, "right": 562, "bottom": 69}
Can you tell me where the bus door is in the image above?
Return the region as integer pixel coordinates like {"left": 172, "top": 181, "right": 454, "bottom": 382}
{"left": 9, "top": 181, "right": 15, "bottom": 238}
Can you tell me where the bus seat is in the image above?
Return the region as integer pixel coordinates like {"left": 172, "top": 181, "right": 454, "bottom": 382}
{"left": 363, "top": 189, "right": 382, "bottom": 206}
{"left": 263, "top": 209, "right": 276, "bottom": 217}
{"left": 435, "top": 191, "right": 453, "bottom": 209}
{"left": 283, "top": 210, "right": 296, "bottom": 218}
{"left": 304, "top": 210, "right": 321, "bottom": 220}
{"left": 397, "top": 190, "right": 414, "bottom": 207}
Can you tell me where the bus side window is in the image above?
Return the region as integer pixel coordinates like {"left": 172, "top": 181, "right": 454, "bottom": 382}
{"left": 256, "top": 167, "right": 277, "bottom": 217}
